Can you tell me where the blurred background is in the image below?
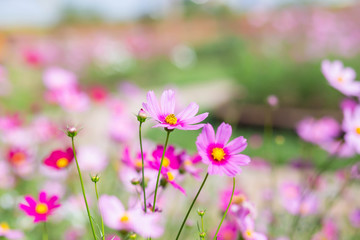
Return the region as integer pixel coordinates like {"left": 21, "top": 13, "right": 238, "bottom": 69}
{"left": 2, "top": 0, "right": 360, "bottom": 164}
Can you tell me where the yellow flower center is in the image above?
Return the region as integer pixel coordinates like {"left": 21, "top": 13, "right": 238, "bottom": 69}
{"left": 120, "top": 213, "right": 130, "bottom": 223}
{"left": 134, "top": 159, "right": 142, "bottom": 168}
{"left": 167, "top": 172, "right": 175, "bottom": 181}
{"left": 355, "top": 127, "right": 360, "bottom": 135}
{"left": 56, "top": 157, "right": 69, "bottom": 168}
{"left": 162, "top": 157, "right": 170, "bottom": 168}
{"left": 245, "top": 229, "right": 253, "bottom": 238}
{"left": 11, "top": 152, "right": 26, "bottom": 165}
{"left": 35, "top": 203, "right": 48, "bottom": 214}
{"left": 232, "top": 194, "right": 246, "bottom": 205}
{"left": 337, "top": 76, "right": 343, "bottom": 82}
{"left": 211, "top": 148, "right": 225, "bottom": 161}
{"left": 165, "top": 114, "right": 177, "bottom": 125}
{"left": 0, "top": 222, "right": 10, "bottom": 231}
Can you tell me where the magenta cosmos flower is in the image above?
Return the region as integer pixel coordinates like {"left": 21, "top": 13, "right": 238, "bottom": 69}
{"left": 44, "top": 148, "right": 74, "bottom": 170}
{"left": 142, "top": 89, "right": 208, "bottom": 130}
{"left": 196, "top": 122, "right": 250, "bottom": 176}
{"left": 321, "top": 60, "right": 360, "bottom": 96}
{"left": 19, "top": 191, "right": 60, "bottom": 223}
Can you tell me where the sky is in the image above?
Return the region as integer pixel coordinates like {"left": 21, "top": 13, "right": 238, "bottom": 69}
{"left": 0, "top": 0, "right": 356, "bottom": 28}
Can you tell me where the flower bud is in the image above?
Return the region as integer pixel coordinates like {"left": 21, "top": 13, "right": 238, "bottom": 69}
{"left": 266, "top": 95, "right": 278, "bottom": 108}
{"left": 131, "top": 178, "right": 140, "bottom": 185}
{"left": 90, "top": 174, "right": 100, "bottom": 183}
{"left": 199, "top": 232, "right": 206, "bottom": 238}
{"left": 66, "top": 126, "right": 78, "bottom": 138}
{"left": 197, "top": 209, "right": 206, "bottom": 217}
{"left": 137, "top": 108, "right": 147, "bottom": 123}
{"left": 129, "top": 233, "right": 137, "bottom": 239}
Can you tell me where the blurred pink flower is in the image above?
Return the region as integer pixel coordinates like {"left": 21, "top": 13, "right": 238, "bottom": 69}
{"left": 121, "top": 146, "right": 149, "bottom": 171}
{"left": 43, "top": 67, "right": 77, "bottom": 91}
{"left": 99, "top": 195, "right": 163, "bottom": 238}
{"left": 196, "top": 122, "right": 250, "bottom": 177}
{"left": 312, "top": 219, "right": 338, "bottom": 240}
{"left": 349, "top": 209, "right": 360, "bottom": 228}
{"left": 0, "top": 222, "right": 24, "bottom": 239}
{"left": 343, "top": 105, "right": 360, "bottom": 153}
{"left": 142, "top": 89, "right": 208, "bottom": 130}
{"left": 214, "top": 222, "right": 238, "bottom": 240}
{"left": 77, "top": 145, "right": 108, "bottom": 172}
{"left": 266, "top": 95, "right": 278, "bottom": 107}
{"left": 280, "top": 182, "right": 318, "bottom": 216}
{"left": 0, "top": 65, "right": 12, "bottom": 96}
{"left": 296, "top": 116, "right": 341, "bottom": 145}
{"left": 0, "top": 161, "right": 15, "bottom": 189}
{"left": 19, "top": 191, "right": 61, "bottom": 223}
{"left": 321, "top": 60, "right": 360, "bottom": 96}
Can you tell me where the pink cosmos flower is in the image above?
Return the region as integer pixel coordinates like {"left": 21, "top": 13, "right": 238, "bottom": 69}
{"left": 142, "top": 89, "right": 208, "bottom": 130}
{"left": 151, "top": 145, "right": 180, "bottom": 170}
{"left": 99, "top": 195, "right": 164, "bottom": 238}
{"left": 19, "top": 191, "right": 61, "bottom": 223}
{"left": 0, "top": 223, "right": 24, "bottom": 239}
{"left": 44, "top": 148, "right": 74, "bottom": 170}
{"left": 196, "top": 122, "right": 250, "bottom": 177}
{"left": 321, "top": 60, "right": 360, "bottom": 96}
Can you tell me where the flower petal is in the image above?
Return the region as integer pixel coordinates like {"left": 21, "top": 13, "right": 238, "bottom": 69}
{"left": 226, "top": 136, "right": 247, "bottom": 154}
{"left": 160, "top": 89, "right": 175, "bottom": 116}
{"left": 216, "top": 122, "right": 232, "bottom": 145}
{"left": 176, "top": 102, "right": 199, "bottom": 120}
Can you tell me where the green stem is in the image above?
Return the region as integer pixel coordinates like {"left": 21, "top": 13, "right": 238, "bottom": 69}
{"left": 213, "top": 177, "right": 235, "bottom": 240}
{"left": 71, "top": 137, "right": 97, "bottom": 240}
{"left": 200, "top": 215, "right": 205, "bottom": 240}
{"left": 95, "top": 182, "right": 105, "bottom": 240}
{"left": 43, "top": 222, "right": 48, "bottom": 240}
{"left": 152, "top": 130, "right": 171, "bottom": 212}
{"left": 176, "top": 173, "right": 209, "bottom": 240}
{"left": 139, "top": 122, "right": 147, "bottom": 213}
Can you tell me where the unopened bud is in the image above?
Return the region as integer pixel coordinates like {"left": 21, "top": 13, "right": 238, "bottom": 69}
{"left": 131, "top": 178, "right": 140, "bottom": 185}
{"left": 199, "top": 232, "right": 206, "bottom": 238}
{"left": 129, "top": 233, "right": 137, "bottom": 239}
{"left": 197, "top": 209, "right": 206, "bottom": 216}
{"left": 137, "top": 108, "right": 147, "bottom": 123}
{"left": 90, "top": 174, "right": 100, "bottom": 183}
{"left": 66, "top": 126, "right": 78, "bottom": 138}
{"left": 266, "top": 95, "right": 279, "bottom": 108}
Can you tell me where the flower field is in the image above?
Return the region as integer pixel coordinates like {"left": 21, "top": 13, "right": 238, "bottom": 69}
{"left": 1, "top": 1, "right": 360, "bottom": 240}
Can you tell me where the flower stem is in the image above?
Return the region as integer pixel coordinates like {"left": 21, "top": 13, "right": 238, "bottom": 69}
{"left": 43, "top": 222, "right": 48, "bottom": 240}
{"left": 176, "top": 173, "right": 209, "bottom": 240}
{"left": 94, "top": 182, "right": 105, "bottom": 240}
{"left": 152, "top": 130, "right": 171, "bottom": 212}
{"left": 71, "top": 137, "right": 97, "bottom": 240}
{"left": 139, "top": 122, "right": 147, "bottom": 213}
{"left": 213, "top": 177, "right": 235, "bottom": 240}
